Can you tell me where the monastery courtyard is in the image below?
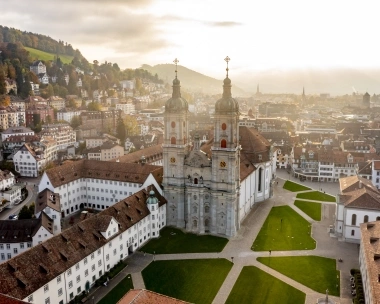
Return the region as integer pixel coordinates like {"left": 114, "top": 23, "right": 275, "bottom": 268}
{"left": 89, "top": 173, "right": 359, "bottom": 304}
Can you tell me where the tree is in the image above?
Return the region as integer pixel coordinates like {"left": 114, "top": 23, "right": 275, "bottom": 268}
{"left": 87, "top": 101, "right": 101, "bottom": 111}
{"left": 116, "top": 114, "right": 126, "bottom": 144}
{"left": 18, "top": 205, "right": 33, "bottom": 219}
{"left": 124, "top": 115, "right": 139, "bottom": 136}
{"left": 70, "top": 115, "right": 81, "bottom": 129}
{"left": 0, "top": 95, "right": 11, "bottom": 107}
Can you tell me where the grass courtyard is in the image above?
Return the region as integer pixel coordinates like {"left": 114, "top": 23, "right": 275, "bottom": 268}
{"left": 257, "top": 256, "right": 340, "bottom": 296}
{"left": 296, "top": 191, "right": 336, "bottom": 202}
{"left": 283, "top": 180, "right": 311, "bottom": 192}
{"left": 294, "top": 200, "right": 322, "bottom": 221}
{"left": 140, "top": 227, "right": 228, "bottom": 254}
{"left": 252, "top": 206, "right": 316, "bottom": 251}
{"left": 225, "top": 266, "right": 306, "bottom": 304}
{"left": 142, "top": 259, "right": 232, "bottom": 304}
{"left": 98, "top": 275, "right": 134, "bottom": 304}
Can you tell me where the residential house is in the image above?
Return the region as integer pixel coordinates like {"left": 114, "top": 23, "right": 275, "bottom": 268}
{"left": 47, "top": 96, "right": 66, "bottom": 110}
{"left": 56, "top": 108, "right": 82, "bottom": 123}
{"left": 40, "top": 124, "right": 76, "bottom": 151}
{"left": 25, "top": 105, "right": 54, "bottom": 127}
{"left": 0, "top": 107, "right": 26, "bottom": 130}
{"left": 86, "top": 141, "right": 124, "bottom": 161}
{"left": 29, "top": 61, "right": 46, "bottom": 75}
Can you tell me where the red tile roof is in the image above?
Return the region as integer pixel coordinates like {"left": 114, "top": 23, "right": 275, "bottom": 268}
{"left": 117, "top": 289, "right": 191, "bottom": 304}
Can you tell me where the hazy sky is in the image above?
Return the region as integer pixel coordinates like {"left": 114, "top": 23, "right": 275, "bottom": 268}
{"left": 2, "top": 0, "right": 380, "bottom": 82}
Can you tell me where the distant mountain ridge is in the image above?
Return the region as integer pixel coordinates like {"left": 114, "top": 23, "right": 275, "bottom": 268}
{"left": 141, "top": 64, "right": 247, "bottom": 96}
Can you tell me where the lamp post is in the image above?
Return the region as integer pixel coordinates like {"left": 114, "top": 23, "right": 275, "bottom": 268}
{"left": 231, "top": 257, "right": 234, "bottom": 264}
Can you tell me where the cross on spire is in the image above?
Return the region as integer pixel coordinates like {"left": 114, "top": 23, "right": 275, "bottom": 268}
{"left": 224, "top": 56, "right": 230, "bottom": 78}
{"left": 173, "top": 58, "right": 179, "bottom": 78}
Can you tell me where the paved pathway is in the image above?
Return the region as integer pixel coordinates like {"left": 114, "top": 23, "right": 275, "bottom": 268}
{"left": 88, "top": 176, "right": 359, "bottom": 304}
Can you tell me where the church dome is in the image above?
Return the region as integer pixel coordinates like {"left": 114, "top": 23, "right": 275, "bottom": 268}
{"left": 215, "top": 77, "right": 239, "bottom": 114}
{"left": 165, "top": 77, "right": 188, "bottom": 113}
{"left": 146, "top": 190, "right": 158, "bottom": 205}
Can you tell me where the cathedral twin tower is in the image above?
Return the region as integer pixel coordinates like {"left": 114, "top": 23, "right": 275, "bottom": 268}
{"left": 162, "top": 57, "right": 241, "bottom": 237}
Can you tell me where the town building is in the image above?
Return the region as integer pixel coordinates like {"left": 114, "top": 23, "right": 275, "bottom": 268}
{"left": 0, "top": 186, "right": 166, "bottom": 304}
{"left": 38, "top": 160, "right": 163, "bottom": 216}
{"left": 0, "top": 216, "right": 53, "bottom": 262}
{"left": 163, "top": 64, "right": 275, "bottom": 237}
{"left": 80, "top": 110, "right": 119, "bottom": 133}
{"left": 25, "top": 105, "right": 54, "bottom": 128}
{"left": 13, "top": 137, "right": 58, "bottom": 177}
{"left": 29, "top": 61, "right": 46, "bottom": 75}
{"left": 116, "top": 102, "right": 135, "bottom": 115}
{"left": 359, "top": 221, "right": 380, "bottom": 303}
{"left": 0, "top": 170, "right": 22, "bottom": 206}
{"left": 40, "top": 124, "right": 76, "bottom": 151}
{"left": 86, "top": 141, "right": 124, "bottom": 161}
{"left": 2, "top": 135, "right": 40, "bottom": 160}
{"left": 1, "top": 127, "right": 34, "bottom": 142}
{"left": 0, "top": 106, "right": 25, "bottom": 130}
{"left": 56, "top": 109, "right": 82, "bottom": 123}
{"left": 334, "top": 175, "right": 380, "bottom": 242}
{"left": 47, "top": 96, "right": 66, "bottom": 110}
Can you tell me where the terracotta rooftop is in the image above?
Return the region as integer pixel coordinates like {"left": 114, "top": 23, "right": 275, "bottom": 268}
{"left": 0, "top": 294, "right": 28, "bottom": 303}
{"left": 44, "top": 160, "right": 163, "bottom": 188}
{"left": 110, "top": 144, "right": 163, "bottom": 164}
{"left": 0, "top": 218, "right": 42, "bottom": 244}
{"left": 117, "top": 289, "right": 191, "bottom": 304}
{"left": 339, "top": 175, "right": 377, "bottom": 194}
{"left": 0, "top": 186, "right": 166, "bottom": 300}
{"left": 35, "top": 188, "right": 61, "bottom": 215}
{"left": 360, "top": 221, "right": 380, "bottom": 303}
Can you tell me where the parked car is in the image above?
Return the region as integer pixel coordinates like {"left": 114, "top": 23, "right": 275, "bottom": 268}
{"left": 8, "top": 214, "right": 18, "bottom": 220}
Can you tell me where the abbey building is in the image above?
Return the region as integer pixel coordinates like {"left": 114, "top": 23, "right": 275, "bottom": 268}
{"left": 162, "top": 59, "right": 276, "bottom": 237}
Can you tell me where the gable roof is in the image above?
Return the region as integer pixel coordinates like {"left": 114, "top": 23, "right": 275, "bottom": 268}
{"left": 0, "top": 186, "right": 166, "bottom": 300}
{"left": 44, "top": 160, "right": 163, "bottom": 188}
{"left": 117, "top": 289, "right": 191, "bottom": 304}
{"left": 35, "top": 188, "right": 61, "bottom": 215}
{"left": 0, "top": 219, "right": 42, "bottom": 244}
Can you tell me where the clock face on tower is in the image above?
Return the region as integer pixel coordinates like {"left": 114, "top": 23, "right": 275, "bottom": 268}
{"left": 170, "top": 157, "right": 176, "bottom": 163}
{"left": 220, "top": 161, "right": 226, "bottom": 168}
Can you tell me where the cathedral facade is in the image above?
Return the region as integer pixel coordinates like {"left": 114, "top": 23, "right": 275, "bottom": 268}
{"left": 163, "top": 60, "right": 275, "bottom": 237}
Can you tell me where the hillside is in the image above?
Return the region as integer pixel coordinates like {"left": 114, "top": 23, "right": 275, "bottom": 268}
{"left": 141, "top": 64, "right": 247, "bottom": 96}
{"left": 25, "top": 47, "right": 73, "bottom": 65}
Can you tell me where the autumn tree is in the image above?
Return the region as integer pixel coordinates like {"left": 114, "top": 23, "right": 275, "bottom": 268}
{"left": 116, "top": 113, "right": 126, "bottom": 144}
{"left": 0, "top": 95, "right": 10, "bottom": 107}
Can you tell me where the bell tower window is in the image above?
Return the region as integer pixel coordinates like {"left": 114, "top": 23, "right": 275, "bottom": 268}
{"left": 194, "top": 178, "right": 198, "bottom": 184}
{"left": 171, "top": 121, "right": 176, "bottom": 128}
{"left": 171, "top": 137, "right": 176, "bottom": 145}
{"left": 220, "top": 139, "right": 227, "bottom": 148}
{"left": 221, "top": 123, "right": 227, "bottom": 130}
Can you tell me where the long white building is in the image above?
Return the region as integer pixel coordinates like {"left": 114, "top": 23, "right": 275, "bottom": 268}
{"left": 0, "top": 186, "right": 166, "bottom": 304}
{"left": 39, "top": 160, "right": 163, "bottom": 216}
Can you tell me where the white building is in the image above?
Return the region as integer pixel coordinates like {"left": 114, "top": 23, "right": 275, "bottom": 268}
{"left": 38, "top": 159, "right": 163, "bottom": 216}
{"left": 0, "top": 106, "right": 26, "bottom": 130}
{"left": 1, "top": 127, "right": 34, "bottom": 142}
{"left": 56, "top": 109, "right": 82, "bottom": 123}
{"left": 40, "top": 124, "right": 76, "bottom": 151}
{"left": 334, "top": 175, "right": 380, "bottom": 242}
{"left": 30, "top": 61, "right": 46, "bottom": 75}
{"left": 116, "top": 103, "right": 135, "bottom": 115}
{"left": 0, "top": 186, "right": 166, "bottom": 304}
{"left": 13, "top": 137, "right": 58, "bottom": 177}
{"left": 0, "top": 215, "right": 53, "bottom": 262}
{"left": 0, "top": 170, "right": 21, "bottom": 206}
{"left": 87, "top": 141, "right": 124, "bottom": 161}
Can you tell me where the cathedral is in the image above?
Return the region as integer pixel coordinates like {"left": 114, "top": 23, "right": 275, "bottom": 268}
{"left": 163, "top": 58, "right": 276, "bottom": 237}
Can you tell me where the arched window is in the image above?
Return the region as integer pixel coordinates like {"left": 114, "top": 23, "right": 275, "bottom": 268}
{"left": 193, "top": 206, "right": 197, "bottom": 213}
{"left": 351, "top": 214, "right": 357, "bottom": 226}
{"left": 364, "top": 215, "right": 369, "bottom": 223}
{"left": 205, "top": 206, "right": 209, "bottom": 213}
{"left": 194, "top": 178, "right": 198, "bottom": 184}
{"left": 221, "top": 123, "right": 227, "bottom": 130}
{"left": 220, "top": 139, "right": 227, "bottom": 148}
{"left": 171, "top": 137, "right": 176, "bottom": 145}
{"left": 205, "top": 218, "right": 209, "bottom": 227}
{"left": 193, "top": 220, "right": 198, "bottom": 228}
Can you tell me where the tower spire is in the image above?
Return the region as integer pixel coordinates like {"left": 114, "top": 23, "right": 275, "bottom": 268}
{"left": 174, "top": 58, "right": 179, "bottom": 79}
{"left": 222, "top": 56, "right": 232, "bottom": 98}
{"left": 172, "top": 58, "right": 181, "bottom": 98}
{"left": 224, "top": 56, "right": 230, "bottom": 78}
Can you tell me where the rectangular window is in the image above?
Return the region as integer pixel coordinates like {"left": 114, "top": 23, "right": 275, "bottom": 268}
{"left": 92, "top": 264, "right": 95, "bottom": 271}
{"left": 20, "top": 243, "right": 24, "bottom": 249}
{"left": 45, "top": 297, "right": 50, "bottom": 304}
{"left": 77, "top": 286, "right": 81, "bottom": 293}
{"left": 69, "top": 280, "right": 73, "bottom": 288}
{"left": 57, "top": 275, "right": 61, "bottom": 283}
{"left": 67, "top": 269, "right": 72, "bottom": 276}
{"left": 97, "top": 249, "right": 101, "bottom": 255}
{"left": 28, "top": 295, "right": 33, "bottom": 302}
{"left": 76, "top": 275, "right": 80, "bottom": 283}
{"left": 13, "top": 248, "right": 18, "bottom": 254}
{"left": 91, "top": 253, "right": 95, "bottom": 260}
{"left": 106, "top": 254, "right": 109, "bottom": 261}
{"left": 76, "top": 263, "right": 79, "bottom": 270}
{"left": 58, "top": 288, "right": 63, "bottom": 296}
{"left": 44, "top": 284, "right": 49, "bottom": 292}
{"left": 98, "top": 260, "right": 102, "bottom": 266}
{"left": 6, "top": 244, "right": 10, "bottom": 249}
{"left": 85, "top": 269, "right": 89, "bottom": 277}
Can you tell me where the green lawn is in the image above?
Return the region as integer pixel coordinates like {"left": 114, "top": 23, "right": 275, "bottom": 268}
{"left": 294, "top": 200, "right": 321, "bottom": 221}
{"left": 257, "top": 256, "right": 340, "bottom": 296}
{"left": 226, "top": 266, "right": 305, "bottom": 304}
{"left": 142, "top": 259, "right": 232, "bottom": 304}
{"left": 25, "top": 47, "right": 74, "bottom": 64}
{"left": 98, "top": 275, "right": 134, "bottom": 304}
{"left": 296, "top": 191, "right": 336, "bottom": 202}
{"left": 140, "top": 227, "right": 228, "bottom": 254}
{"left": 252, "top": 206, "right": 316, "bottom": 251}
{"left": 283, "top": 180, "right": 311, "bottom": 192}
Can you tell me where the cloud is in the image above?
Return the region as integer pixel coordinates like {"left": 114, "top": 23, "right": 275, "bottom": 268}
{"left": 205, "top": 21, "right": 242, "bottom": 27}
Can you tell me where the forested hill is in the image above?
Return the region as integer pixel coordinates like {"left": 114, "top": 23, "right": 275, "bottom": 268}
{"left": 0, "top": 25, "right": 82, "bottom": 59}
{"left": 141, "top": 64, "right": 247, "bottom": 96}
